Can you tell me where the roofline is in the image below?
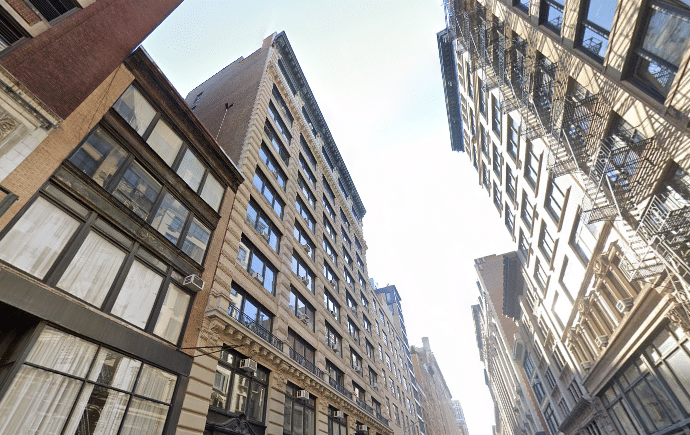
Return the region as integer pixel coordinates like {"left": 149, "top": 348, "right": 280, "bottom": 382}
{"left": 274, "top": 32, "right": 367, "bottom": 218}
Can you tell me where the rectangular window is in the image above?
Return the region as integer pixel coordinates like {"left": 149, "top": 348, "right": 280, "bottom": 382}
{"left": 291, "top": 253, "right": 315, "bottom": 293}
{"left": 325, "top": 322, "right": 342, "bottom": 355}
{"left": 259, "top": 144, "right": 287, "bottom": 190}
{"left": 299, "top": 155, "right": 316, "bottom": 185}
{"left": 272, "top": 85, "right": 294, "bottom": 126}
{"left": 238, "top": 240, "right": 278, "bottom": 294}
{"left": 577, "top": 0, "right": 616, "bottom": 61}
{"left": 344, "top": 269, "right": 354, "bottom": 289}
{"left": 324, "top": 262, "right": 339, "bottom": 293}
{"left": 507, "top": 116, "right": 519, "bottom": 160}
{"left": 295, "top": 198, "right": 315, "bottom": 232}
{"left": 284, "top": 384, "right": 316, "bottom": 435}
{"left": 288, "top": 328, "right": 316, "bottom": 370}
{"left": 268, "top": 103, "right": 291, "bottom": 145}
{"left": 570, "top": 212, "right": 602, "bottom": 263}
{"left": 211, "top": 349, "right": 268, "bottom": 422}
{"left": 506, "top": 166, "right": 517, "bottom": 204}
{"left": 534, "top": 258, "right": 549, "bottom": 291}
{"left": 520, "top": 193, "right": 534, "bottom": 230}
{"left": 524, "top": 144, "right": 540, "bottom": 189}
{"left": 491, "top": 95, "right": 501, "bottom": 136}
{"left": 253, "top": 169, "right": 284, "bottom": 218}
{"left": 539, "top": 223, "right": 556, "bottom": 262}
{"left": 492, "top": 146, "right": 503, "bottom": 179}
{"left": 289, "top": 287, "right": 315, "bottom": 331}
{"left": 545, "top": 175, "right": 566, "bottom": 222}
{"left": 294, "top": 223, "right": 315, "bottom": 260}
{"left": 0, "top": 326, "right": 177, "bottom": 434}
{"left": 514, "top": 0, "right": 530, "bottom": 13}
{"left": 323, "top": 195, "right": 336, "bottom": 220}
{"left": 478, "top": 78, "right": 487, "bottom": 116}
{"left": 328, "top": 407, "right": 348, "bottom": 435}
{"left": 533, "top": 380, "right": 546, "bottom": 403}
{"left": 505, "top": 208, "right": 516, "bottom": 235}
{"left": 540, "top": 0, "right": 564, "bottom": 34}
{"left": 323, "top": 237, "right": 338, "bottom": 265}
{"left": 545, "top": 368, "right": 557, "bottom": 390}
{"left": 324, "top": 215, "right": 336, "bottom": 240}
{"left": 355, "top": 237, "right": 362, "bottom": 253}
{"left": 343, "top": 248, "right": 353, "bottom": 267}
{"left": 298, "top": 175, "right": 316, "bottom": 208}
{"left": 323, "top": 176, "right": 336, "bottom": 201}
{"left": 301, "top": 136, "right": 316, "bottom": 167}
{"left": 544, "top": 404, "right": 559, "bottom": 434}
{"left": 246, "top": 201, "right": 281, "bottom": 253}
{"left": 264, "top": 123, "right": 290, "bottom": 166}
{"left": 481, "top": 125, "right": 488, "bottom": 156}
{"left": 493, "top": 182, "right": 502, "bottom": 212}
{"left": 341, "top": 227, "right": 351, "bottom": 248}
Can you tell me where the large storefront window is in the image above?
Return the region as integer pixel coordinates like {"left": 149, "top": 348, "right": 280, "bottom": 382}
{"left": 284, "top": 383, "right": 316, "bottom": 435}
{"left": 0, "top": 326, "right": 177, "bottom": 435}
{"left": 600, "top": 323, "right": 690, "bottom": 434}
{"left": 210, "top": 349, "right": 268, "bottom": 422}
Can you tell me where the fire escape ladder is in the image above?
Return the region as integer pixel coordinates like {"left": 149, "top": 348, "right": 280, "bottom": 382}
{"left": 617, "top": 219, "right": 664, "bottom": 282}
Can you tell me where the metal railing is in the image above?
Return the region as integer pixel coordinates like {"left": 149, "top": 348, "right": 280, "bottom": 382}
{"left": 329, "top": 377, "right": 353, "bottom": 400}
{"left": 229, "top": 305, "right": 284, "bottom": 351}
{"left": 289, "top": 347, "right": 325, "bottom": 380}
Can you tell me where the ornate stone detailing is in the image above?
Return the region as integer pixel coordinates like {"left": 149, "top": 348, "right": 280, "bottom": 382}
{"left": 207, "top": 413, "right": 257, "bottom": 435}
{"left": 0, "top": 109, "right": 19, "bottom": 141}
{"left": 668, "top": 305, "right": 690, "bottom": 335}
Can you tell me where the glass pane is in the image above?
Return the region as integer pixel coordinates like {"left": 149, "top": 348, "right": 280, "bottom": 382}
{"left": 118, "top": 397, "right": 168, "bottom": 435}
{"left": 200, "top": 174, "right": 224, "bottom": 211}
{"left": 229, "top": 374, "right": 250, "bottom": 414}
{"left": 153, "top": 284, "right": 191, "bottom": 343}
{"left": 27, "top": 326, "right": 98, "bottom": 376}
{"left": 134, "top": 365, "right": 176, "bottom": 403}
{"left": 112, "top": 162, "right": 162, "bottom": 220}
{"left": 643, "top": 7, "right": 690, "bottom": 68}
{"left": 110, "top": 260, "right": 163, "bottom": 328}
{"left": 70, "top": 127, "right": 128, "bottom": 187}
{"left": 211, "top": 366, "right": 232, "bottom": 409}
{"left": 113, "top": 86, "right": 156, "bottom": 136}
{"left": 146, "top": 120, "right": 183, "bottom": 166}
{"left": 63, "top": 384, "right": 128, "bottom": 435}
{"left": 284, "top": 397, "right": 293, "bottom": 431}
{"left": 151, "top": 193, "right": 189, "bottom": 245}
{"left": 57, "top": 231, "right": 126, "bottom": 306}
{"left": 264, "top": 268, "right": 275, "bottom": 293}
{"left": 88, "top": 348, "right": 141, "bottom": 391}
{"left": 181, "top": 218, "right": 210, "bottom": 264}
{"left": 0, "top": 365, "right": 83, "bottom": 434}
{"left": 243, "top": 299, "right": 258, "bottom": 322}
{"left": 658, "top": 361, "right": 690, "bottom": 413}
{"left": 176, "top": 149, "right": 205, "bottom": 191}
{"left": 293, "top": 401, "right": 304, "bottom": 435}
{"left": 587, "top": 0, "right": 616, "bottom": 30}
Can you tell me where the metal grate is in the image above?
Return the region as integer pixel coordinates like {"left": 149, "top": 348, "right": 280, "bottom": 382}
{"left": 28, "top": 0, "right": 76, "bottom": 22}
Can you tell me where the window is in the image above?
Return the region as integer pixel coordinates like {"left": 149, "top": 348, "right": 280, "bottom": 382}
{"left": 341, "top": 227, "right": 351, "bottom": 248}
{"left": 246, "top": 201, "right": 281, "bottom": 253}
{"left": 324, "top": 291, "right": 340, "bottom": 322}
{"left": 288, "top": 329, "right": 316, "bottom": 370}
{"left": 524, "top": 143, "right": 541, "bottom": 188}
{"left": 323, "top": 237, "right": 338, "bottom": 266}
{"left": 264, "top": 123, "right": 290, "bottom": 166}
{"left": 514, "top": 0, "right": 530, "bottom": 13}
{"left": 493, "top": 182, "right": 502, "bottom": 212}
{"left": 357, "top": 254, "right": 364, "bottom": 270}
{"left": 279, "top": 59, "right": 297, "bottom": 95}
{"left": 478, "top": 79, "right": 487, "bottom": 116}
{"left": 348, "top": 318, "right": 361, "bottom": 345}
{"left": 366, "top": 340, "right": 375, "bottom": 360}
{"left": 323, "top": 176, "right": 336, "bottom": 201}
{"left": 544, "top": 404, "right": 559, "bottom": 434}
{"left": 324, "top": 215, "right": 336, "bottom": 240}
{"left": 383, "top": 332, "right": 389, "bottom": 347}
{"left": 289, "top": 287, "right": 315, "bottom": 331}
{"left": 505, "top": 208, "right": 516, "bottom": 235}
{"left": 344, "top": 270, "right": 354, "bottom": 289}
{"left": 492, "top": 146, "right": 502, "bottom": 178}
{"left": 323, "top": 195, "right": 336, "bottom": 220}
{"left": 540, "top": 0, "right": 564, "bottom": 33}
{"left": 0, "top": 190, "right": 194, "bottom": 342}
{"left": 568, "top": 381, "right": 583, "bottom": 403}
{"left": 533, "top": 380, "right": 546, "bottom": 403}
{"left": 68, "top": 128, "right": 213, "bottom": 263}
{"left": 329, "top": 407, "right": 347, "bottom": 435}
{"left": 340, "top": 209, "right": 351, "bottom": 231}
{"left": 506, "top": 166, "right": 517, "bottom": 204}
{"left": 481, "top": 125, "right": 489, "bottom": 156}
{"left": 360, "top": 293, "right": 369, "bottom": 309}
{"left": 324, "top": 262, "right": 339, "bottom": 292}
{"left": 291, "top": 252, "right": 315, "bottom": 292}
{"left": 350, "top": 348, "right": 363, "bottom": 373}
{"left": 272, "top": 85, "right": 294, "bottom": 126}
{"left": 327, "top": 361, "right": 344, "bottom": 389}
{"left": 378, "top": 344, "right": 384, "bottom": 360}
{"left": 253, "top": 169, "right": 284, "bottom": 218}
{"left": 298, "top": 175, "right": 316, "bottom": 208}
{"left": 491, "top": 95, "right": 501, "bottom": 136}
{"left": 325, "top": 322, "right": 342, "bottom": 355}
{"left": 211, "top": 348, "right": 269, "bottom": 422}
{"left": 521, "top": 194, "right": 535, "bottom": 230}
{"left": 284, "top": 384, "right": 315, "bottom": 435}
{"left": 343, "top": 248, "right": 353, "bottom": 267}
{"left": 301, "top": 136, "right": 316, "bottom": 167}
{"left": 28, "top": 0, "right": 77, "bottom": 22}
{"left": 299, "top": 155, "right": 316, "bottom": 185}
{"left": 629, "top": 0, "right": 690, "bottom": 100}
{"left": 355, "top": 237, "right": 362, "bottom": 252}
{"left": 379, "top": 309, "right": 386, "bottom": 325}
{"left": 482, "top": 165, "right": 491, "bottom": 191}
{"left": 347, "top": 293, "right": 358, "bottom": 314}
{"left": 601, "top": 324, "right": 690, "bottom": 435}
{"left": 369, "top": 369, "right": 379, "bottom": 388}
{"left": 338, "top": 179, "right": 348, "bottom": 199}
{"left": 507, "top": 116, "right": 519, "bottom": 160}
{"left": 558, "top": 398, "right": 570, "bottom": 416}
{"left": 535, "top": 258, "right": 549, "bottom": 291}
{"left": 295, "top": 198, "right": 315, "bottom": 232}
{"left": 539, "top": 223, "right": 556, "bottom": 262}
{"left": 259, "top": 144, "right": 287, "bottom": 190}
{"left": 524, "top": 353, "right": 535, "bottom": 377}
{"left": 268, "top": 102, "right": 291, "bottom": 145}
{"left": 545, "top": 368, "right": 557, "bottom": 390}
{"left": 577, "top": 0, "right": 616, "bottom": 61}
{"left": 0, "top": 13, "right": 25, "bottom": 51}
{"left": 545, "top": 175, "right": 567, "bottom": 222}
{"left": 393, "top": 404, "right": 400, "bottom": 425}
{"left": 358, "top": 274, "right": 366, "bottom": 288}
{"left": 570, "top": 212, "right": 602, "bottom": 263}
{"left": 0, "top": 326, "right": 177, "bottom": 434}
{"left": 237, "top": 240, "right": 278, "bottom": 294}
{"left": 294, "top": 223, "right": 315, "bottom": 260}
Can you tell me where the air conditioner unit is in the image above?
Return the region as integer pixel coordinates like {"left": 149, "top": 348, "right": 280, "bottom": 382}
{"left": 251, "top": 271, "right": 264, "bottom": 283}
{"left": 240, "top": 358, "right": 258, "bottom": 372}
{"left": 580, "top": 361, "right": 592, "bottom": 371}
{"left": 330, "top": 280, "right": 337, "bottom": 288}
{"left": 356, "top": 424, "right": 368, "bottom": 432}
{"left": 298, "top": 313, "right": 309, "bottom": 322}
{"left": 595, "top": 335, "right": 609, "bottom": 348}
{"left": 237, "top": 243, "right": 249, "bottom": 269}
{"left": 372, "top": 381, "right": 378, "bottom": 389}
{"left": 616, "top": 298, "right": 634, "bottom": 313}
{"left": 300, "top": 276, "right": 310, "bottom": 286}
{"left": 296, "top": 390, "right": 310, "bottom": 400}
{"left": 330, "top": 341, "right": 339, "bottom": 351}
{"left": 329, "top": 309, "right": 337, "bottom": 318}
{"left": 270, "top": 169, "right": 279, "bottom": 179}
{"left": 329, "top": 253, "right": 336, "bottom": 263}
{"left": 334, "top": 410, "right": 345, "bottom": 419}
{"left": 302, "top": 243, "right": 311, "bottom": 253}
{"left": 259, "top": 229, "right": 270, "bottom": 241}
{"left": 183, "top": 274, "right": 205, "bottom": 292}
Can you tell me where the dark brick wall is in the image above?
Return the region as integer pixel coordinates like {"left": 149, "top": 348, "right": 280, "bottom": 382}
{"left": 0, "top": 0, "right": 183, "bottom": 119}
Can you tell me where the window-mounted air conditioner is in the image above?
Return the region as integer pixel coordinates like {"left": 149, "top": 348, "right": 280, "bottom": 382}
{"left": 300, "top": 276, "right": 310, "bottom": 286}
{"left": 296, "top": 390, "right": 310, "bottom": 400}
{"left": 302, "top": 243, "right": 311, "bottom": 253}
{"left": 251, "top": 271, "right": 264, "bottom": 283}
{"left": 595, "top": 335, "right": 609, "bottom": 348}
{"left": 183, "top": 274, "right": 205, "bottom": 292}
{"left": 298, "top": 313, "right": 309, "bottom": 322}
{"left": 240, "top": 358, "right": 258, "bottom": 372}
{"left": 616, "top": 297, "right": 634, "bottom": 313}
{"left": 580, "top": 361, "right": 592, "bottom": 371}
{"left": 330, "top": 341, "right": 339, "bottom": 351}
{"left": 270, "top": 169, "right": 279, "bottom": 179}
{"left": 334, "top": 410, "right": 345, "bottom": 419}
{"left": 356, "top": 424, "right": 368, "bottom": 432}
{"left": 259, "top": 229, "right": 270, "bottom": 241}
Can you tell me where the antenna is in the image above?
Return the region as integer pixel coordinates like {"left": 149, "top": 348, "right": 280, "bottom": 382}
{"left": 216, "top": 103, "right": 234, "bottom": 140}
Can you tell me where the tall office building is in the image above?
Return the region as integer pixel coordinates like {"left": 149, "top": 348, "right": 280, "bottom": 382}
{"left": 183, "top": 32, "right": 420, "bottom": 435}
{"left": 410, "top": 338, "right": 461, "bottom": 435}
{"left": 450, "top": 400, "right": 469, "bottom": 435}
{"left": 441, "top": 0, "right": 690, "bottom": 434}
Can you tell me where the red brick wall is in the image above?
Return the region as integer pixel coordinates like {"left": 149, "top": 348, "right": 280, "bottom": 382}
{"left": 0, "top": 0, "right": 183, "bottom": 119}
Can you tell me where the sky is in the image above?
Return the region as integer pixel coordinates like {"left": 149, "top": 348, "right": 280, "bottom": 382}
{"left": 143, "top": 1, "right": 515, "bottom": 434}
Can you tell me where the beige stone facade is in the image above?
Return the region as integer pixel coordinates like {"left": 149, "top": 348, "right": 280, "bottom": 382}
{"left": 441, "top": 0, "right": 690, "bottom": 434}
{"left": 181, "top": 32, "right": 420, "bottom": 435}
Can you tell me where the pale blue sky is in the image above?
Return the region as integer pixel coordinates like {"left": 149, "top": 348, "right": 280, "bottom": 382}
{"left": 143, "top": 2, "right": 514, "bottom": 434}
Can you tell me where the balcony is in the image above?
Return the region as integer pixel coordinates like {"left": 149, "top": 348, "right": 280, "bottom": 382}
{"left": 375, "top": 413, "right": 389, "bottom": 426}
{"left": 288, "top": 347, "right": 325, "bottom": 380}
{"left": 229, "top": 305, "right": 284, "bottom": 351}
{"left": 329, "top": 377, "right": 353, "bottom": 400}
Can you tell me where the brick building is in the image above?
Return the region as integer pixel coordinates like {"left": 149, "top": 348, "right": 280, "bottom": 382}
{"left": 441, "top": 0, "right": 690, "bottom": 434}
{"left": 180, "top": 32, "right": 421, "bottom": 435}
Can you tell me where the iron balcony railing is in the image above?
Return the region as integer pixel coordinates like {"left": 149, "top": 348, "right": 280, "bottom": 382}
{"left": 376, "top": 412, "right": 389, "bottom": 426}
{"left": 289, "top": 347, "right": 325, "bottom": 380}
{"left": 229, "top": 305, "right": 284, "bottom": 351}
{"left": 329, "top": 377, "right": 353, "bottom": 400}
